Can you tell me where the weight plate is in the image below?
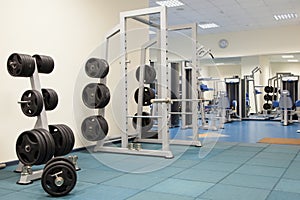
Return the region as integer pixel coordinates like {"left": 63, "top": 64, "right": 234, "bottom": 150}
{"left": 36, "top": 129, "right": 56, "bottom": 164}
{"left": 81, "top": 115, "right": 108, "bottom": 141}
{"left": 45, "top": 157, "right": 75, "bottom": 170}
{"left": 135, "top": 65, "right": 156, "bottom": 84}
{"left": 57, "top": 124, "right": 73, "bottom": 155}
{"left": 132, "top": 112, "right": 154, "bottom": 132}
{"left": 49, "top": 125, "right": 69, "bottom": 157}
{"left": 33, "top": 54, "right": 54, "bottom": 74}
{"left": 7, "top": 53, "right": 35, "bottom": 77}
{"left": 85, "top": 58, "right": 109, "bottom": 78}
{"left": 42, "top": 88, "right": 58, "bottom": 111}
{"left": 134, "top": 87, "right": 155, "bottom": 106}
{"left": 263, "top": 103, "right": 271, "bottom": 110}
{"left": 264, "top": 86, "right": 271, "bottom": 93}
{"left": 41, "top": 161, "right": 77, "bottom": 197}
{"left": 60, "top": 124, "right": 75, "bottom": 154}
{"left": 15, "top": 130, "right": 46, "bottom": 166}
{"left": 82, "top": 83, "right": 110, "bottom": 109}
{"left": 264, "top": 94, "right": 272, "bottom": 101}
{"left": 20, "top": 90, "right": 44, "bottom": 117}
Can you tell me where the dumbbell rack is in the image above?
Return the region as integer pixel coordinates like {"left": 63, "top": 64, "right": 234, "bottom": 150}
{"left": 15, "top": 58, "right": 48, "bottom": 184}
{"left": 14, "top": 58, "right": 79, "bottom": 185}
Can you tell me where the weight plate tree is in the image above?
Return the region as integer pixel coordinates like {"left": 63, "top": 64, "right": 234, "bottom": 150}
{"left": 42, "top": 88, "right": 58, "bottom": 111}
{"left": 20, "top": 90, "right": 44, "bottom": 117}
{"left": 134, "top": 87, "right": 155, "bottom": 106}
{"left": 85, "top": 58, "right": 109, "bottom": 78}
{"left": 82, "top": 83, "right": 110, "bottom": 109}
{"left": 7, "top": 53, "right": 35, "bottom": 77}
{"left": 132, "top": 112, "right": 154, "bottom": 132}
{"left": 81, "top": 115, "right": 108, "bottom": 141}
{"left": 135, "top": 64, "right": 156, "bottom": 84}
{"left": 33, "top": 54, "right": 55, "bottom": 74}
{"left": 41, "top": 158, "right": 77, "bottom": 197}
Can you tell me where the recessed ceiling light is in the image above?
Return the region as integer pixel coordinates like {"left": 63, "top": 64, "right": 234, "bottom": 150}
{"left": 273, "top": 13, "right": 298, "bottom": 21}
{"left": 287, "top": 59, "right": 299, "bottom": 62}
{"left": 282, "top": 55, "right": 294, "bottom": 58}
{"left": 156, "top": 0, "right": 184, "bottom": 7}
{"left": 198, "top": 23, "right": 219, "bottom": 29}
{"left": 215, "top": 63, "right": 225, "bottom": 65}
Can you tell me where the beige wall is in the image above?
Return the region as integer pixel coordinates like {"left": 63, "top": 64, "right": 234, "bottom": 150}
{"left": 0, "top": 0, "right": 147, "bottom": 162}
{"left": 199, "top": 25, "right": 300, "bottom": 58}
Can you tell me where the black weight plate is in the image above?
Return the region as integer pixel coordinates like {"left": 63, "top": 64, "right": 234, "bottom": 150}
{"left": 49, "top": 125, "right": 68, "bottom": 157}
{"left": 7, "top": 53, "right": 35, "bottom": 77}
{"left": 42, "top": 88, "right": 58, "bottom": 111}
{"left": 81, "top": 115, "right": 108, "bottom": 141}
{"left": 134, "top": 87, "right": 155, "bottom": 106}
{"left": 82, "top": 83, "right": 110, "bottom": 109}
{"left": 56, "top": 125, "right": 70, "bottom": 156}
{"left": 135, "top": 65, "right": 156, "bottom": 84}
{"left": 264, "top": 94, "right": 272, "bottom": 101}
{"left": 57, "top": 125, "right": 73, "bottom": 155}
{"left": 132, "top": 112, "right": 154, "bottom": 132}
{"left": 60, "top": 125, "right": 75, "bottom": 154}
{"left": 263, "top": 103, "right": 271, "bottom": 110}
{"left": 45, "top": 157, "right": 75, "bottom": 170}
{"left": 264, "top": 86, "right": 271, "bottom": 93}
{"left": 36, "top": 129, "right": 55, "bottom": 164}
{"left": 33, "top": 54, "right": 54, "bottom": 74}
{"left": 20, "top": 90, "right": 44, "bottom": 117}
{"left": 16, "top": 130, "right": 46, "bottom": 166}
{"left": 85, "top": 58, "right": 109, "bottom": 78}
{"left": 41, "top": 161, "right": 77, "bottom": 197}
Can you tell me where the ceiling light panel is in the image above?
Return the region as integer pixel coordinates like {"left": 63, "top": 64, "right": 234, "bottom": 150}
{"left": 273, "top": 13, "right": 298, "bottom": 20}
{"left": 282, "top": 55, "right": 294, "bottom": 58}
{"left": 156, "top": 0, "right": 184, "bottom": 7}
{"left": 198, "top": 23, "right": 220, "bottom": 29}
{"left": 287, "top": 59, "right": 299, "bottom": 62}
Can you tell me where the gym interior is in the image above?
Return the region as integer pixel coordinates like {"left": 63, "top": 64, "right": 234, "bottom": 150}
{"left": 1, "top": 0, "right": 300, "bottom": 199}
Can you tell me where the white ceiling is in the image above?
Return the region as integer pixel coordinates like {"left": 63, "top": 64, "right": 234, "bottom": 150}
{"left": 149, "top": 0, "right": 300, "bottom": 35}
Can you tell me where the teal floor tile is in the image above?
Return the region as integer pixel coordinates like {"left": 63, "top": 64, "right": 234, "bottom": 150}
{"left": 174, "top": 168, "right": 229, "bottom": 183}
{"left": 283, "top": 166, "right": 300, "bottom": 180}
{"left": 263, "top": 145, "right": 300, "bottom": 154}
{"left": 127, "top": 191, "right": 194, "bottom": 200}
{"left": 200, "top": 184, "right": 270, "bottom": 200}
{"left": 170, "top": 159, "right": 200, "bottom": 168}
{"left": 229, "top": 146, "right": 265, "bottom": 152}
{"left": 0, "top": 176, "right": 38, "bottom": 191}
{"left": 235, "top": 164, "right": 285, "bottom": 178}
{"left": 206, "top": 154, "right": 250, "bottom": 164}
{"left": 69, "top": 184, "right": 139, "bottom": 200}
{"left": 274, "top": 178, "right": 300, "bottom": 194}
{"left": 78, "top": 157, "right": 103, "bottom": 169}
{"left": 294, "top": 154, "right": 300, "bottom": 161}
{"left": 0, "top": 188, "right": 15, "bottom": 196}
{"left": 78, "top": 168, "right": 123, "bottom": 184}
{"left": 143, "top": 166, "right": 184, "bottom": 178}
{"left": 254, "top": 152, "right": 296, "bottom": 160}
{"left": 220, "top": 173, "right": 279, "bottom": 190}
{"left": 237, "top": 143, "right": 269, "bottom": 148}
{"left": 102, "top": 173, "right": 165, "bottom": 190}
{"left": 0, "top": 170, "right": 18, "bottom": 180}
{"left": 246, "top": 157, "right": 291, "bottom": 168}
{"left": 147, "top": 178, "right": 214, "bottom": 197}
{"left": 267, "top": 191, "right": 300, "bottom": 200}
{"left": 1, "top": 191, "right": 51, "bottom": 200}
{"left": 217, "top": 150, "right": 257, "bottom": 158}
{"left": 191, "top": 161, "right": 241, "bottom": 172}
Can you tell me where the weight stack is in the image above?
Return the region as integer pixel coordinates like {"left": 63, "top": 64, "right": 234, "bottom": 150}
{"left": 81, "top": 58, "right": 110, "bottom": 142}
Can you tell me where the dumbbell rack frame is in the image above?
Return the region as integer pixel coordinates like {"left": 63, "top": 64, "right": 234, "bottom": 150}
{"left": 15, "top": 59, "right": 49, "bottom": 184}
{"left": 15, "top": 59, "right": 79, "bottom": 185}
